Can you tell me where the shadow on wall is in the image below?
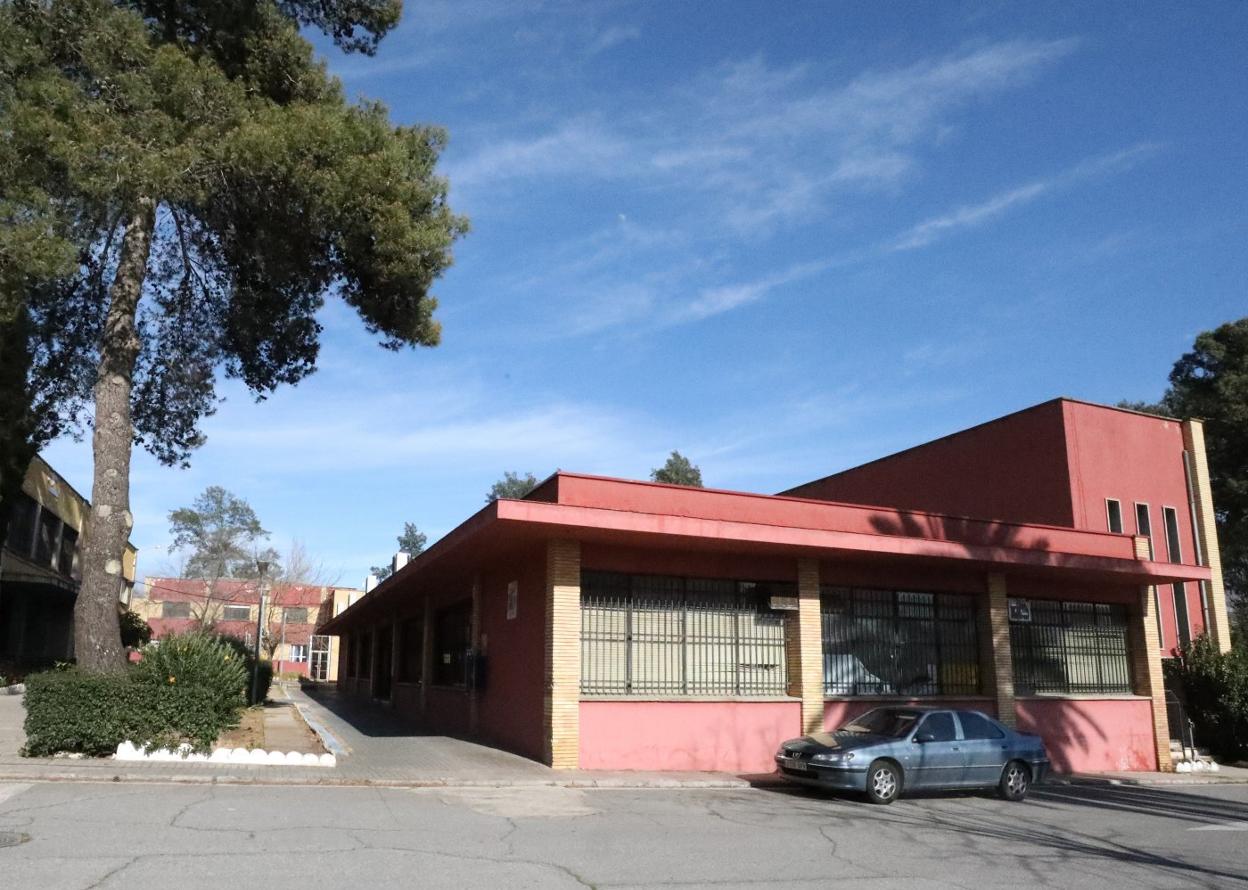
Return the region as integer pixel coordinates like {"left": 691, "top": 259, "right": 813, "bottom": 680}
{"left": 869, "top": 513, "right": 1051, "bottom": 562}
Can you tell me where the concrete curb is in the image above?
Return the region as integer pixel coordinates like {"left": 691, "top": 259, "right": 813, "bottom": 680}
{"left": 1, "top": 684, "right": 24, "bottom": 696}
{"left": 1046, "top": 774, "right": 1248, "bottom": 787}
{"left": 0, "top": 769, "right": 759, "bottom": 790}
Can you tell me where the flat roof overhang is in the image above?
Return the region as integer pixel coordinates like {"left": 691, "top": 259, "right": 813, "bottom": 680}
{"left": 322, "top": 474, "right": 1210, "bottom": 634}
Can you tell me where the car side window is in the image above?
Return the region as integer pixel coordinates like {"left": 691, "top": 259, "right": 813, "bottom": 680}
{"left": 918, "top": 712, "right": 957, "bottom": 742}
{"left": 958, "top": 711, "right": 1005, "bottom": 740}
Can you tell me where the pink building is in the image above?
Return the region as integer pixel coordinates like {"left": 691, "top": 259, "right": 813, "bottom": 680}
{"left": 321, "top": 399, "right": 1229, "bottom": 775}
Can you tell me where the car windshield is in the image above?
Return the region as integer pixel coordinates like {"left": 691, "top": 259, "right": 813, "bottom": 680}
{"left": 839, "top": 709, "right": 922, "bottom": 739}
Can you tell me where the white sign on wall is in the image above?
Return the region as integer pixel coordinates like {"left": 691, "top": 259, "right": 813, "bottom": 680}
{"left": 507, "top": 581, "right": 519, "bottom": 620}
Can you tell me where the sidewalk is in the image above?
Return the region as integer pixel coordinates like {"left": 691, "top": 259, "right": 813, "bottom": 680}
{"left": 3, "top": 689, "right": 1246, "bottom": 789}
{"left": 0, "top": 685, "right": 749, "bottom": 788}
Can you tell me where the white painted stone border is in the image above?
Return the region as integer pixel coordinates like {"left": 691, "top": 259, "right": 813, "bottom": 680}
{"left": 115, "top": 741, "right": 335, "bottom": 767}
{"left": 2, "top": 683, "right": 24, "bottom": 696}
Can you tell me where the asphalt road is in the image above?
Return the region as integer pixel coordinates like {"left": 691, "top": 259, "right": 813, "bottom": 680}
{"left": 1, "top": 779, "right": 1246, "bottom": 889}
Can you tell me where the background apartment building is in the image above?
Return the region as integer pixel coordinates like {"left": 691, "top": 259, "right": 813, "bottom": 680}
{"left": 136, "top": 578, "right": 363, "bottom": 678}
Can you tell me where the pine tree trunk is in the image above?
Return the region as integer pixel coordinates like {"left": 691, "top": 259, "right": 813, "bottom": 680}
{"left": 74, "top": 198, "right": 155, "bottom": 672}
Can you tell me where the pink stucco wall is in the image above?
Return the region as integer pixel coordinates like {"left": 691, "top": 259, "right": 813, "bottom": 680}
{"left": 824, "top": 699, "right": 997, "bottom": 732}
{"left": 1015, "top": 697, "right": 1157, "bottom": 772}
{"left": 579, "top": 700, "right": 800, "bottom": 773}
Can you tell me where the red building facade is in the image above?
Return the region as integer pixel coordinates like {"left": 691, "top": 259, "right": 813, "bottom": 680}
{"left": 322, "top": 399, "right": 1228, "bottom": 774}
{"left": 137, "top": 578, "right": 331, "bottom": 677}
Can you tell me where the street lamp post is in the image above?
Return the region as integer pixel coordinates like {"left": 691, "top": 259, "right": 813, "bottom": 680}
{"left": 252, "top": 560, "right": 269, "bottom": 705}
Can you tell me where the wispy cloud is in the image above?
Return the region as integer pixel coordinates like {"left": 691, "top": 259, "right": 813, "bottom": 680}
{"left": 586, "top": 24, "right": 641, "bottom": 56}
{"left": 891, "top": 143, "right": 1158, "bottom": 250}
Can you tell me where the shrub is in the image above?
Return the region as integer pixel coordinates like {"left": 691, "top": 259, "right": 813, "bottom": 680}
{"left": 211, "top": 634, "right": 272, "bottom": 703}
{"left": 119, "top": 609, "right": 153, "bottom": 648}
{"left": 1166, "top": 634, "right": 1248, "bottom": 761}
{"left": 134, "top": 632, "right": 248, "bottom": 722}
{"left": 23, "top": 670, "right": 156, "bottom": 756}
{"left": 23, "top": 666, "right": 244, "bottom": 757}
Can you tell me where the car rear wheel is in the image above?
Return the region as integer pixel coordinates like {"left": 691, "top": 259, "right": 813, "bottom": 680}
{"left": 998, "top": 760, "right": 1031, "bottom": 801}
{"left": 865, "top": 760, "right": 901, "bottom": 805}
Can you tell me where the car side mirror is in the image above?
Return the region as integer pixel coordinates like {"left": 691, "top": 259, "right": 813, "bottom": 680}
{"left": 914, "top": 730, "right": 936, "bottom": 744}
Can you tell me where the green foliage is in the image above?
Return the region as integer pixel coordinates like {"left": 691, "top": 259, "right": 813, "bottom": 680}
{"left": 1130, "top": 317, "right": 1248, "bottom": 640}
{"left": 168, "top": 486, "right": 271, "bottom": 579}
{"left": 0, "top": 0, "right": 466, "bottom": 467}
{"left": 22, "top": 666, "right": 232, "bottom": 756}
{"left": 650, "top": 451, "right": 704, "bottom": 487}
{"left": 214, "top": 634, "right": 273, "bottom": 703}
{"left": 1166, "top": 635, "right": 1248, "bottom": 761}
{"left": 371, "top": 520, "right": 427, "bottom": 580}
{"left": 118, "top": 609, "right": 153, "bottom": 648}
{"left": 133, "top": 632, "right": 249, "bottom": 725}
{"left": 486, "top": 471, "right": 539, "bottom": 503}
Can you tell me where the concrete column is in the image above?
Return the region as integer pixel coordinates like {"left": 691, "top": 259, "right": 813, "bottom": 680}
{"left": 985, "top": 573, "right": 1016, "bottom": 728}
{"left": 787, "top": 559, "right": 825, "bottom": 735}
{"left": 1128, "top": 581, "right": 1174, "bottom": 772}
{"left": 544, "top": 539, "right": 581, "bottom": 769}
{"left": 1182, "top": 419, "right": 1233, "bottom": 652}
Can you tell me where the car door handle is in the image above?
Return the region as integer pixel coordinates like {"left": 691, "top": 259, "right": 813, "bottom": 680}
{"left": 951, "top": 746, "right": 960, "bottom": 751}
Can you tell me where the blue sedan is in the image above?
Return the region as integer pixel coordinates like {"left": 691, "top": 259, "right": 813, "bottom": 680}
{"left": 775, "top": 706, "right": 1050, "bottom": 804}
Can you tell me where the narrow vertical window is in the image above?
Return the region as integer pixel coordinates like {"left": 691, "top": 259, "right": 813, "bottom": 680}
{"left": 1105, "top": 499, "right": 1123, "bottom": 534}
{"left": 1134, "top": 503, "right": 1164, "bottom": 648}
{"left": 1162, "top": 507, "right": 1182, "bottom": 563}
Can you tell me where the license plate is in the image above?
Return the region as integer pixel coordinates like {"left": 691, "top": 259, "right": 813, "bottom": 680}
{"left": 785, "top": 758, "right": 809, "bottom": 772}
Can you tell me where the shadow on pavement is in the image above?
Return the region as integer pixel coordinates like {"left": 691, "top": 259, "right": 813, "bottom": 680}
{"left": 298, "top": 684, "right": 437, "bottom": 739}
{"left": 752, "top": 776, "right": 1248, "bottom": 886}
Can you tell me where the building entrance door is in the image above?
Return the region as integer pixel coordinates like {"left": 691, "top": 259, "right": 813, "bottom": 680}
{"left": 309, "top": 635, "right": 331, "bottom": 682}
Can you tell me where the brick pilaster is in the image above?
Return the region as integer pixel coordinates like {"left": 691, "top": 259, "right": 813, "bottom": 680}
{"left": 985, "top": 573, "right": 1016, "bottom": 728}
{"left": 1128, "top": 583, "right": 1174, "bottom": 772}
{"left": 1182, "top": 419, "right": 1233, "bottom": 652}
{"left": 544, "top": 539, "right": 581, "bottom": 769}
{"left": 787, "top": 559, "right": 825, "bottom": 734}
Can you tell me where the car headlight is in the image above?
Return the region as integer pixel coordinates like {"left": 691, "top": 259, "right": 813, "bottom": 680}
{"left": 811, "top": 751, "right": 855, "bottom": 764}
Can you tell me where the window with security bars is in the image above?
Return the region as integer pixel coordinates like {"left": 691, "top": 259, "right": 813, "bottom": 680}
{"left": 581, "top": 571, "right": 789, "bottom": 696}
{"left": 1009, "top": 599, "right": 1131, "bottom": 695}
{"left": 821, "top": 587, "right": 980, "bottom": 696}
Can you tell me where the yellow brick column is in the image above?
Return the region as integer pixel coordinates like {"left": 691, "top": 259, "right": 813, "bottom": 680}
{"left": 787, "top": 559, "right": 825, "bottom": 735}
{"left": 985, "top": 573, "right": 1017, "bottom": 728}
{"left": 544, "top": 539, "right": 581, "bottom": 769}
{"left": 1182, "top": 419, "right": 1233, "bottom": 652}
{"left": 1128, "top": 565, "right": 1174, "bottom": 772}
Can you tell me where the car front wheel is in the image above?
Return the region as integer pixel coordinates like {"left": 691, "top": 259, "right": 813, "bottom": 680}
{"left": 865, "top": 760, "right": 902, "bottom": 805}
{"left": 998, "top": 761, "right": 1031, "bottom": 801}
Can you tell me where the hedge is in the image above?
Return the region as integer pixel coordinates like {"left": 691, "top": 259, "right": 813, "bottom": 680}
{"left": 22, "top": 669, "right": 231, "bottom": 756}
{"left": 23, "top": 632, "right": 256, "bottom": 757}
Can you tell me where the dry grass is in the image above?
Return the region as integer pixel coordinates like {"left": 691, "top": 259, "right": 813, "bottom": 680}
{"left": 216, "top": 706, "right": 266, "bottom": 750}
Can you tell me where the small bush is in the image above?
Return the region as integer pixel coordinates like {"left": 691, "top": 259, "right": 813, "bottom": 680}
{"left": 23, "top": 666, "right": 243, "bottom": 757}
{"left": 211, "top": 634, "right": 272, "bottom": 703}
{"left": 23, "top": 670, "right": 156, "bottom": 757}
{"left": 1166, "top": 634, "right": 1248, "bottom": 761}
{"left": 134, "top": 632, "right": 248, "bottom": 719}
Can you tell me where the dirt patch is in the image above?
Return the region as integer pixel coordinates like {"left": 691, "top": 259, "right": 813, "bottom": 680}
{"left": 217, "top": 707, "right": 266, "bottom": 750}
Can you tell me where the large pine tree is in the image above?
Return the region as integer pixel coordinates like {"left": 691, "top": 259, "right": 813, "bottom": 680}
{"left": 0, "top": 0, "right": 467, "bottom": 670}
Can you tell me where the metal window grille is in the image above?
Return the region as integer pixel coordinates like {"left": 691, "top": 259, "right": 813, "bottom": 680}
{"left": 821, "top": 587, "right": 980, "bottom": 696}
{"left": 1009, "top": 599, "right": 1130, "bottom": 695}
{"left": 580, "top": 571, "right": 789, "bottom": 696}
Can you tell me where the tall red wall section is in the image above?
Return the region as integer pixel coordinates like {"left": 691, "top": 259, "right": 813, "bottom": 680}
{"left": 780, "top": 401, "right": 1076, "bottom": 527}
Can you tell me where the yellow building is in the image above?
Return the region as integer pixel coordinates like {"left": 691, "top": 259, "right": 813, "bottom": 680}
{"left": 313, "top": 587, "right": 366, "bottom": 682}
{"left": 0, "top": 455, "right": 137, "bottom": 664}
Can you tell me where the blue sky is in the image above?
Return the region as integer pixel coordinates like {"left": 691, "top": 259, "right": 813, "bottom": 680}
{"left": 44, "top": 0, "right": 1248, "bottom": 588}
